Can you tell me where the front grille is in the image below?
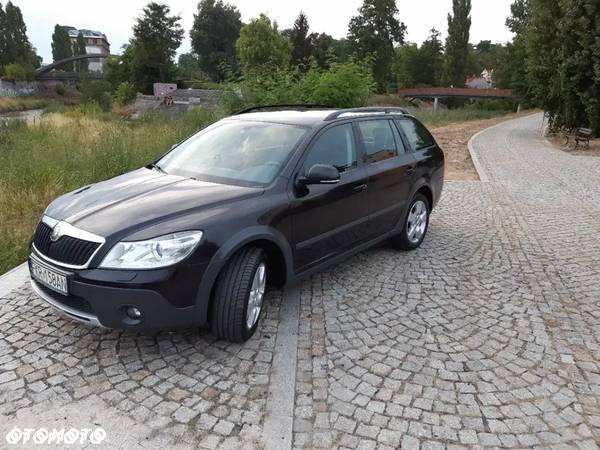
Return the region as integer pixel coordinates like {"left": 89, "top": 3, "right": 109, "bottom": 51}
{"left": 33, "top": 221, "right": 101, "bottom": 267}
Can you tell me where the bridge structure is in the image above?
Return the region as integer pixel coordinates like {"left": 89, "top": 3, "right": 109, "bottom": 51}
{"left": 397, "top": 87, "right": 515, "bottom": 111}
{"left": 34, "top": 54, "right": 113, "bottom": 81}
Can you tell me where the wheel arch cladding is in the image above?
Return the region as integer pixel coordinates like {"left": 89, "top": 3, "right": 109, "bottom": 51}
{"left": 194, "top": 227, "right": 293, "bottom": 325}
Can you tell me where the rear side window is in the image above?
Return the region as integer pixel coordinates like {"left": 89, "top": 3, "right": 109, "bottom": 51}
{"left": 303, "top": 124, "right": 357, "bottom": 174}
{"left": 396, "top": 118, "right": 435, "bottom": 150}
{"left": 357, "top": 120, "right": 399, "bottom": 163}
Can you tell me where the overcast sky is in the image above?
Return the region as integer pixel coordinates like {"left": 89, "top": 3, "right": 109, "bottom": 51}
{"left": 13, "top": 0, "right": 515, "bottom": 64}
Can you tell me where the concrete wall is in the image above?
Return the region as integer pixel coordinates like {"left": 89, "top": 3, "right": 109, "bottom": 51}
{"left": 134, "top": 89, "right": 221, "bottom": 115}
{"left": 0, "top": 80, "right": 65, "bottom": 97}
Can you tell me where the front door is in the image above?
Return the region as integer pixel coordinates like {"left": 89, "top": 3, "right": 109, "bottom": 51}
{"left": 290, "top": 122, "right": 370, "bottom": 271}
{"left": 356, "top": 119, "right": 417, "bottom": 238}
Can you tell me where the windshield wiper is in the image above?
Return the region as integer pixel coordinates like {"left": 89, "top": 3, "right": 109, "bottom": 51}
{"left": 150, "top": 163, "right": 167, "bottom": 174}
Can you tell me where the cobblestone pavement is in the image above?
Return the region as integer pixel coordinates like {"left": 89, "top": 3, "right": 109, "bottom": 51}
{"left": 1, "top": 113, "right": 599, "bottom": 449}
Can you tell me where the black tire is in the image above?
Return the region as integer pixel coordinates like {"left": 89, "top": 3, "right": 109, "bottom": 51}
{"left": 390, "top": 193, "right": 430, "bottom": 251}
{"left": 211, "top": 247, "right": 267, "bottom": 343}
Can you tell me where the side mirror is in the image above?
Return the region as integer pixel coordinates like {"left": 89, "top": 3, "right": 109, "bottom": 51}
{"left": 297, "top": 164, "right": 341, "bottom": 188}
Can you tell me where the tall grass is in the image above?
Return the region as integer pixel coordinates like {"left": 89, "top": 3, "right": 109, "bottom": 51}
{"left": 413, "top": 108, "right": 515, "bottom": 127}
{"left": 0, "top": 108, "right": 217, "bottom": 274}
{"left": 0, "top": 97, "right": 49, "bottom": 113}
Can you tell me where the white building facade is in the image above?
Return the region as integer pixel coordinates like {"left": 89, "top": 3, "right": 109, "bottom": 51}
{"left": 67, "top": 28, "right": 110, "bottom": 74}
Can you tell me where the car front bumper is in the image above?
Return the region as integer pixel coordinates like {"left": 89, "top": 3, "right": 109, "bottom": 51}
{"left": 28, "top": 252, "right": 206, "bottom": 330}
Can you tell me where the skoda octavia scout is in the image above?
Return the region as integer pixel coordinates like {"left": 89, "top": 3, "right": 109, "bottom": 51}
{"left": 29, "top": 106, "right": 444, "bottom": 342}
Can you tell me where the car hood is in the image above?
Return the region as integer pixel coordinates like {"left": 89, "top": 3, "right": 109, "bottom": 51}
{"left": 45, "top": 168, "right": 264, "bottom": 238}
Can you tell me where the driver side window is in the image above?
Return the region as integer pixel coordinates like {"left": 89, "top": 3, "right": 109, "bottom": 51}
{"left": 303, "top": 124, "right": 357, "bottom": 174}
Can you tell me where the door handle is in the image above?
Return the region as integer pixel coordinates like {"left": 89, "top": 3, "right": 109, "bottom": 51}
{"left": 406, "top": 165, "right": 417, "bottom": 175}
{"left": 353, "top": 184, "right": 367, "bottom": 193}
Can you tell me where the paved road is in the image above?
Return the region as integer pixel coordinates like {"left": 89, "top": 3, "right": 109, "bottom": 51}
{"left": 1, "top": 113, "right": 599, "bottom": 449}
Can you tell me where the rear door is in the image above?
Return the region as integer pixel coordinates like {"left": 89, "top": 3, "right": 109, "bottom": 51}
{"left": 356, "top": 119, "right": 417, "bottom": 238}
{"left": 290, "top": 122, "right": 370, "bottom": 271}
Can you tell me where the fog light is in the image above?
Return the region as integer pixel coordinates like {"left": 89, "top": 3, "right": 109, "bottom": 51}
{"left": 126, "top": 306, "right": 142, "bottom": 320}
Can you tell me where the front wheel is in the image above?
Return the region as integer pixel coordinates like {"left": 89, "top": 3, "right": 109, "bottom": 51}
{"left": 211, "top": 247, "right": 267, "bottom": 343}
{"left": 390, "top": 194, "right": 430, "bottom": 251}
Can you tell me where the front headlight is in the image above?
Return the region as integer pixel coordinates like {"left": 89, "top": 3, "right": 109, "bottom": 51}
{"left": 99, "top": 231, "right": 203, "bottom": 269}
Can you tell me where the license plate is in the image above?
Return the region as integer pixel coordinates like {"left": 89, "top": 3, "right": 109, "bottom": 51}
{"left": 29, "top": 258, "right": 69, "bottom": 296}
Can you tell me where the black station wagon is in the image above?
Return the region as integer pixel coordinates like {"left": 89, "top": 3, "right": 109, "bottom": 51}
{"left": 29, "top": 106, "right": 444, "bottom": 342}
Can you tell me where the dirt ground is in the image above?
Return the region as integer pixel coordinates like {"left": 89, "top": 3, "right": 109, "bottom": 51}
{"left": 547, "top": 133, "right": 600, "bottom": 157}
{"left": 430, "top": 112, "right": 532, "bottom": 181}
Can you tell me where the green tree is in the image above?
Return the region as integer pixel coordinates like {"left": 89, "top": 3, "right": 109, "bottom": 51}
{"left": 495, "top": 0, "right": 530, "bottom": 96}
{"left": 2, "top": 62, "right": 31, "bottom": 80}
{"left": 190, "top": 0, "right": 242, "bottom": 81}
{"left": 525, "top": 0, "right": 600, "bottom": 133}
{"left": 51, "top": 25, "right": 73, "bottom": 70}
{"left": 310, "top": 33, "right": 333, "bottom": 69}
{"left": 75, "top": 32, "right": 88, "bottom": 73}
{"left": 347, "top": 0, "right": 406, "bottom": 92}
{"left": 419, "top": 28, "right": 444, "bottom": 86}
{"left": 0, "top": 3, "right": 7, "bottom": 68}
{"left": 394, "top": 29, "right": 444, "bottom": 88}
{"left": 289, "top": 12, "right": 312, "bottom": 69}
{"left": 177, "top": 53, "right": 203, "bottom": 79}
{"left": 506, "top": 0, "right": 529, "bottom": 33}
{"left": 129, "top": 2, "right": 184, "bottom": 93}
{"left": 104, "top": 46, "right": 134, "bottom": 89}
{"left": 2, "top": 1, "right": 38, "bottom": 69}
{"left": 236, "top": 14, "right": 291, "bottom": 73}
{"left": 394, "top": 43, "right": 419, "bottom": 88}
{"left": 443, "top": 0, "right": 472, "bottom": 87}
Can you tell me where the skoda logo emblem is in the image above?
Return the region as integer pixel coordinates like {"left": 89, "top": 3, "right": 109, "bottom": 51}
{"left": 50, "top": 222, "right": 65, "bottom": 242}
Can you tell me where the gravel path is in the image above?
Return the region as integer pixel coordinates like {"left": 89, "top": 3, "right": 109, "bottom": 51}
{"left": 0, "top": 113, "right": 598, "bottom": 449}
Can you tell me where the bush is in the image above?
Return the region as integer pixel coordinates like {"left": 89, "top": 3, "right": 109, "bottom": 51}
{"left": 114, "top": 81, "right": 138, "bottom": 106}
{"left": 2, "top": 63, "right": 32, "bottom": 81}
{"left": 54, "top": 84, "right": 67, "bottom": 96}
{"left": 220, "top": 60, "right": 376, "bottom": 114}
{"left": 79, "top": 80, "right": 113, "bottom": 111}
{"left": 220, "top": 68, "right": 305, "bottom": 114}
{"left": 304, "top": 60, "right": 375, "bottom": 108}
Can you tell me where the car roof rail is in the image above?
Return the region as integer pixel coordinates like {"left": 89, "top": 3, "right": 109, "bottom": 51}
{"left": 233, "top": 104, "right": 333, "bottom": 115}
{"left": 324, "top": 106, "right": 410, "bottom": 121}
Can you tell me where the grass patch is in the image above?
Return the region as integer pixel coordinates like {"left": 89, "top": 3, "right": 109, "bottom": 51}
{"left": 0, "top": 108, "right": 217, "bottom": 274}
{"left": 414, "top": 109, "right": 514, "bottom": 127}
{"left": 0, "top": 97, "right": 50, "bottom": 113}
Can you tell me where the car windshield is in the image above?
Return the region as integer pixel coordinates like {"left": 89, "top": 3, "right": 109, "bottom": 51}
{"left": 157, "top": 120, "right": 308, "bottom": 187}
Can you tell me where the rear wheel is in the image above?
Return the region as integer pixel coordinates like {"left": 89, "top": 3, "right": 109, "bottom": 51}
{"left": 211, "top": 247, "right": 267, "bottom": 342}
{"left": 390, "top": 193, "right": 430, "bottom": 251}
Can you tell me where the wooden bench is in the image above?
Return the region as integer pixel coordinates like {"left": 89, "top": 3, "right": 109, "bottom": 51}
{"left": 564, "top": 127, "right": 593, "bottom": 150}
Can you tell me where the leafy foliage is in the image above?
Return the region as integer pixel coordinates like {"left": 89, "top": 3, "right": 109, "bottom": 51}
{"left": 305, "top": 60, "right": 375, "bottom": 108}
{"left": 2, "top": 62, "right": 31, "bottom": 80}
{"left": 289, "top": 12, "right": 312, "bottom": 70}
{"left": 347, "top": 0, "right": 406, "bottom": 92}
{"left": 236, "top": 15, "right": 292, "bottom": 72}
{"left": 394, "top": 29, "right": 444, "bottom": 88}
{"left": 51, "top": 25, "right": 72, "bottom": 70}
{"left": 114, "top": 81, "right": 138, "bottom": 105}
{"left": 190, "top": 0, "right": 242, "bottom": 81}
{"left": 0, "top": 1, "right": 39, "bottom": 70}
{"left": 129, "top": 2, "right": 184, "bottom": 93}
{"left": 444, "top": 0, "right": 472, "bottom": 87}
{"left": 75, "top": 32, "right": 88, "bottom": 73}
{"left": 503, "top": 0, "right": 600, "bottom": 134}
{"left": 221, "top": 59, "right": 375, "bottom": 113}
{"left": 80, "top": 79, "right": 113, "bottom": 111}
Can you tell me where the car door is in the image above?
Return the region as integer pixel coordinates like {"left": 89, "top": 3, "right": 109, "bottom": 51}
{"left": 290, "top": 122, "right": 370, "bottom": 271}
{"left": 356, "top": 119, "right": 417, "bottom": 238}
